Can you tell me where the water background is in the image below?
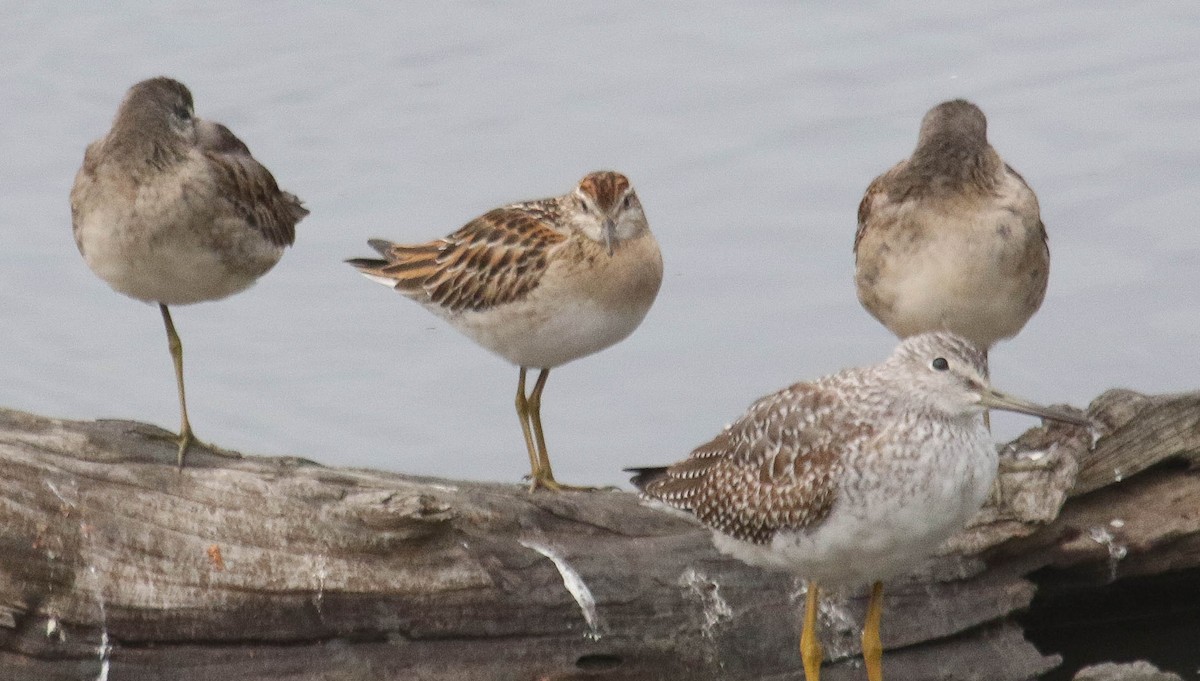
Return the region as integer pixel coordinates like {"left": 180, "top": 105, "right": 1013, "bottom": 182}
{"left": 2, "top": 2, "right": 1197, "bottom": 486}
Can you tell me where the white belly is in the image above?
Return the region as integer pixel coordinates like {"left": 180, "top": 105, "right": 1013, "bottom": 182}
{"left": 859, "top": 201, "right": 1047, "bottom": 348}
{"left": 886, "top": 236, "right": 1035, "bottom": 345}
{"left": 75, "top": 185, "right": 284, "bottom": 306}
{"left": 447, "top": 294, "right": 653, "bottom": 369}
{"left": 423, "top": 237, "right": 662, "bottom": 369}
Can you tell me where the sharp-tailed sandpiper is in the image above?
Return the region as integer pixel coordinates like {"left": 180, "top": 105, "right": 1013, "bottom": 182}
{"left": 348, "top": 171, "right": 663, "bottom": 491}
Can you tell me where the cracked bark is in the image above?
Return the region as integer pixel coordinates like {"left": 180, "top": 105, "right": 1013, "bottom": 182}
{"left": 0, "top": 389, "right": 1198, "bottom": 681}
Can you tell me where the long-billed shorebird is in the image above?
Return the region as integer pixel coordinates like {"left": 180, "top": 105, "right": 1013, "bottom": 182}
{"left": 347, "top": 171, "right": 663, "bottom": 491}
{"left": 855, "top": 100, "right": 1048, "bottom": 361}
{"left": 629, "top": 332, "right": 1088, "bottom": 681}
{"left": 71, "top": 77, "right": 307, "bottom": 467}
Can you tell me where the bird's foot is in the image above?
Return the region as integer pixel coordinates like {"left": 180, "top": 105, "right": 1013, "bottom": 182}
{"left": 144, "top": 428, "right": 242, "bottom": 468}
{"left": 526, "top": 475, "right": 615, "bottom": 493}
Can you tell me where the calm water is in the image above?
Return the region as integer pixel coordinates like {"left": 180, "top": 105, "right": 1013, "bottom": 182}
{"left": 1, "top": 2, "right": 1197, "bottom": 486}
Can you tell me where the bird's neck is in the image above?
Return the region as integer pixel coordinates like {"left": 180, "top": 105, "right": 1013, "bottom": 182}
{"left": 107, "top": 132, "right": 188, "bottom": 174}
{"left": 907, "top": 138, "right": 1002, "bottom": 195}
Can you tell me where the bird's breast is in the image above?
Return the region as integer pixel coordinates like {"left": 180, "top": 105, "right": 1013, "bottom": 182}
{"left": 856, "top": 200, "right": 1048, "bottom": 347}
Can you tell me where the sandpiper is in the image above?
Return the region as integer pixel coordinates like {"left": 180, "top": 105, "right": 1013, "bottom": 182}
{"left": 71, "top": 77, "right": 307, "bottom": 467}
{"left": 348, "top": 171, "right": 663, "bottom": 491}
{"left": 629, "top": 332, "right": 1088, "bottom": 681}
{"left": 855, "top": 99, "right": 1048, "bottom": 361}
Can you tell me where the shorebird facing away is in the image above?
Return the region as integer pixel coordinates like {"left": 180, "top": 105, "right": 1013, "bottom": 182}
{"left": 855, "top": 99, "right": 1048, "bottom": 359}
{"left": 71, "top": 77, "right": 307, "bottom": 467}
{"left": 347, "top": 171, "right": 663, "bottom": 492}
{"left": 629, "top": 332, "right": 1088, "bottom": 681}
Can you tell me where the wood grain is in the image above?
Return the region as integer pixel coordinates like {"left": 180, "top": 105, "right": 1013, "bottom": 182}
{"left": 1, "top": 390, "right": 1197, "bottom": 680}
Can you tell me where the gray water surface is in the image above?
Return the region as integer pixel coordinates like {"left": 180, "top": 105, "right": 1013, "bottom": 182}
{"left": 2, "top": 2, "right": 1197, "bottom": 486}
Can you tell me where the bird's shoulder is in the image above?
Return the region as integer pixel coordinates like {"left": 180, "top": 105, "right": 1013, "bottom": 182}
{"left": 69, "top": 137, "right": 129, "bottom": 244}
{"left": 999, "top": 163, "right": 1047, "bottom": 244}
{"left": 855, "top": 160, "right": 909, "bottom": 256}
{"left": 70, "top": 139, "right": 106, "bottom": 211}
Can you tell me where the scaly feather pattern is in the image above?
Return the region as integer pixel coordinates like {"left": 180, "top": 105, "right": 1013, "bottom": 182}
{"left": 197, "top": 120, "right": 306, "bottom": 248}
{"left": 350, "top": 202, "right": 570, "bottom": 313}
{"left": 638, "top": 381, "right": 877, "bottom": 545}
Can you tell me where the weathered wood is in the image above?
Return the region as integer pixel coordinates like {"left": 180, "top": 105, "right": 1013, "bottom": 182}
{"left": 1, "top": 389, "right": 1198, "bottom": 680}
{"left": 1074, "top": 662, "right": 1184, "bottom": 681}
{"left": 1071, "top": 389, "right": 1200, "bottom": 496}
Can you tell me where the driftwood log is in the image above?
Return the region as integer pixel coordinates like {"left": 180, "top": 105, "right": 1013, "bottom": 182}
{"left": 1, "top": 389, "right": 1198, "bottom": 681}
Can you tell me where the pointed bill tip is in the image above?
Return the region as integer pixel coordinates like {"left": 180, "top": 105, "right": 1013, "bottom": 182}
{"left": 979, "top": 389, "right": 1090, "bottom": 427}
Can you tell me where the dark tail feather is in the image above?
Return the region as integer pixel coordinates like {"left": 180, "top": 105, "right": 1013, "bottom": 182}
{"left": 345, "top": 257, "right": 386, "bottom": 270}
{"left": 624, "top": 466, "right": 669, "bottom": 492}
{"left": 344, "top": 238, "right": 398, "bottom": 269}
{"left": 367, "top": 238, "right": 394, "bottom": 256}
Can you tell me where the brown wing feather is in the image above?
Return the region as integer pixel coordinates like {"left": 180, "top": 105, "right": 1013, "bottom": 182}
{"left": 359, "top": 203, "right": 569, "bottom": 313}
{"left": 70, "top": 140, "right": 106, "bottom": 252}
{"left": 641, "top": 383, "right": 871, "bottom": 545}
{"left": 1005, "top": 163, "right": 1049, "bottom": 251}
{"left": 199, "top": 121, "right": 307, "bottom": 248}
{"left": 854, "top": 161, "right": 904, "bottom": 257}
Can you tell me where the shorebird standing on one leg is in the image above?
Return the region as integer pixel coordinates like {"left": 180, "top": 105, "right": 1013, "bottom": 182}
{"left": 629, "top": 332, "right": 1088, "bottom": 681}
{"left": 348, "top": 171, "right": 663, "bottom": 492}
{"left": 71, "top": 77, "right": 307, "bottom": 467}
{"left": 854, "top": 99, "right": 1049, "bottom": 376}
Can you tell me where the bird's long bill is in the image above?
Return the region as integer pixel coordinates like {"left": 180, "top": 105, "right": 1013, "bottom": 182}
{"left": 603, "top": 218, "right": 616, "bottom": 255}
{"left": 979, "top": 389, "right": 1090, "bottom": 426}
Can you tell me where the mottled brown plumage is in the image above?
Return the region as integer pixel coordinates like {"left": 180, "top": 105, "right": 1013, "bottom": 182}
{"left": 635, "top": 383, "right": 868, "bottom": 545}
{"left": 350, "top": 207, "right": 567, "bottom": 313}
{"left": 854, "top": 99, "right": 1048, "bottom": 353}
{"left": 577, "top": 171, "right": 631, "bottom": 213}
{"left": 70, "top": 76, "right": 306, "bottom": 467}
{"left": 631, "top": 332, "right": 1088, "bottom": 681}
{"left": 196, "top": 120, "right": 304, "bottom": 249}
{"left": 349, "top": 171, "right": 662, "bottom": 491}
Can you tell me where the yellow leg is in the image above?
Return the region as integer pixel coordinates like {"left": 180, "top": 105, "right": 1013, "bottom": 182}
{"left": 800, "top": 581, "right": 823, "bottom": 681}
{"left": 515, "top": 368, "right": 543, "bottom": 486}
{"left": 862, "top": 581, "right": 884, "bottom": 681}
{"left": 528, "top": 369, "right": 555, "bottom": 484}
{"left": 525, "top": 369, "right": 602, "bottom": 492}
{"left": 160, "top": 304, "right": 195, "bottom": 469}
{"left": 982, "top": 349, "right": 992, "bottom": 432}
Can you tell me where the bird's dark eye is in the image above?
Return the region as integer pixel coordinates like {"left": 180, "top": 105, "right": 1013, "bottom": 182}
{"left": 622, "top": 194, "right": 633, "bottom": 209}
{"left": 174, "top": 104, "right": 191, "bottom": 121}
{"left": 932, "top": 357, "right": 949, "bottom": 371}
